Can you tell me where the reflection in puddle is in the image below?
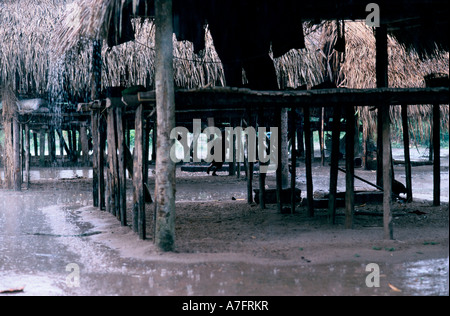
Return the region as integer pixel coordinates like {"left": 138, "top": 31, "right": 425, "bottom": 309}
{"left": 400, "top": 258, "right": 449, "bottom": 296}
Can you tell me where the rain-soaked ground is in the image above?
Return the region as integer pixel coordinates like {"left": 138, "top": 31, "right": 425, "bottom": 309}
{"left": 0, "top": 147, "right": 448, "bottom": 296}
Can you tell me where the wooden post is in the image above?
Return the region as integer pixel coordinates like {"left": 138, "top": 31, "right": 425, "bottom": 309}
{"left": 80, "top": 125, "right": 90, "bottom": 164}
{"left": 133, "top": 104, "right": 145, "bottom": 237}
{"left": 304, "top": 106, "right": 314, "bottom": 217}
{"left": 320, "top": 107, "right": 325, "bottom": 166}
{"left": 290, "top": 107, "right": 297, "bottom": 214}
{"left": 401, "top": 104, "right": 413, "bottom": 202}
{"left": 276, "top": 109, "right": 283, "bottom": 213}
{"left": 345, "top": 106, "right": 355, "bottom": 229}
{"left": 91, "top": 112, "right": 99, "bottom": 207}
{"left": 328, "top": 106, "right": 341, "bottom": 224}
{"left": 376, "top": 25, "right": 388, "bottom": 187}
{"left": 39, "top": 130, "right": 46, "bottom": 167}
{"left": 13, "top": 115, "right": 21, "bottom": 191}
{"left": 281, "top": 108, "right": 289, "bottom": 188}
{"left": 24, "top": 124, "right": 30, "bottom": 189}
{"left": 259, "top": 108, "right": 266, "bottom": 209}
{"left": 376, "top": 24, "right": 393, "bottom": 239}
{"left": 433, "top": 104, "right": 441, "bottom": 206}
{"left": 381, "top": 104, "right": 393, "bottom": 240}
{"left": 154, "top": 0, "right": 176, "bottom": 251}
{"left": 106, "top": 108, "right": 117, "bottom": 216}
{"left": 99, "top": 114, "right": 107, "bottom": 210}
{"left": 116, "top": 107, "right": 127, "bottom": 226}
{"left": 33, "top": 132, "right": 38, "bottom": 158}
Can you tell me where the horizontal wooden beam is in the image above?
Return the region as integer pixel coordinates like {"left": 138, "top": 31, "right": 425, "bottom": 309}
{"left": 137, "top": 87, "right": 449, "bottom": 110}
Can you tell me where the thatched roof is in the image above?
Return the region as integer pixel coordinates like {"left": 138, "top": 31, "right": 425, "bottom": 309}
{"left": 1, "top": 0, "right": 448, "bottom": 136}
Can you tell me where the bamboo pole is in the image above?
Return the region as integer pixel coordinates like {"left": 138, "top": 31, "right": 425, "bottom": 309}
{"left": 290, "top": 107, "right": 297, "bottom": 214}
{"left": 154, "top": 0, "right": 176, "bottom": 251}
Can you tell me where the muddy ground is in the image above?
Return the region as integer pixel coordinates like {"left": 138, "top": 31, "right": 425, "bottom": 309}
{"left": 2, "top": 148, "right": 447, "bottom": 295}
{"left": 26, "top": 157, "right": 448, "bottom": 266}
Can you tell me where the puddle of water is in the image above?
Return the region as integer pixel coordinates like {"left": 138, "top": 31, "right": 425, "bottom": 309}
{"left": 399, "top": 258, "right": 449, "bottom": 296}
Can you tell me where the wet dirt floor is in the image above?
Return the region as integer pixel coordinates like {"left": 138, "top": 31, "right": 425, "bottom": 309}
{"left": 0, "top": 148, "right": 448, "bottom": 296}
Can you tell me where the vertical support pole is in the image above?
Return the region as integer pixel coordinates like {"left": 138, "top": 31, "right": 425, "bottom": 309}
{"left": 13, "top": 116, "right": 21, "bottom": 191}
{"left": 328, "top": 106, "right": 341, "bottom": 224}
{"left": 320, "top": 107, "right": 325, "bottom": 166}
{"left": 80, "top": 125, "right": 90, "bottom": 164}
{"left": 376, "top": 24, "right": 388, "bottom": 187}
{"left": 433, "top": 104, "right": 441, "bottom": 206}
{"left": 345, "top": 106, "right": 355, "bottom": 229}
{"left": 401, "top": 104, "right": 413, "bottom": 202}
{"left": 24, "top": 124, "right": 30, "bottom": 189}
{"left": 281, "top": 108, "right": 289, "bottom": 188}
{"left": 376, "top": 23, "right": 393, "bottom": 239}
{"left": 276, "top": 109, "right": 283, "bottom": 213}
{"left": 258, "top": 108, "right": 266, "bottom": 209}
{"left": 133, "top": 105, "right": 145, "bottom": 238}
{"left": 381, "top": 104, "right": 393, "bottom": 240}
{"left": 304, "top": 106, "right": 314, "bottom": 217}
{"left": 116, "top": 107, "right": 127, "bottom": 226}
{"left": 290, "top": 107, "right": 297, "bottom": 214}
{"left": 92, "top": 112, "right": 99, "bottom": 207}
{"left": 155, "top": 0, "right": 176, "bottom": 252}
{"left": 106, "top": 108, "right": 117, "bottom": 216}
{"left": 99, "top": 114, "right": 107, "bottom": 210}
{"left": 39, "top": 129, "right": 46, "bottom": 167}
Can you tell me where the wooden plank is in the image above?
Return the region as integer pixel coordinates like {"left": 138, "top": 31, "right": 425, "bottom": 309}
{"left": 154, "top": 0, "right": 176, "bottom": 251}
{"left": 276, "top": 110, "right": 283, "bottom": 213}
{"left": 433, "top": 104, "right": 441, "bottom": 206}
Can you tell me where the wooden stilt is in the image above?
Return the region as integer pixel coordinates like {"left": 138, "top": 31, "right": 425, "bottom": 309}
{"left": 133, "top": 104, "right": 145, "bottom": 238}
{"left": 345, "top": 106, "right": 355, "bottom": 229}
{"left": 401, "top": 104, "right": 413, "bottom": 202}
{"left": 276, "top": 110, "right": 283, "bottom": 213}
{"left": 116, "top": 108, "right": 127, "bottom": 226}
{"left": 304, "top": 106, "right": 314, "bottom": 217}
{"left": 381, "top": 104, "right": 394, "bottom": 240}
{"left": 39, "top": 130, "right": 46, "bottom": 167}
{"left": 106, "top": 108, "right": 117, "bottom": 216}
{"left": 328, "top": 106, "right": 341, "bottom": 224}
{"left": 98, "top": 114, "right": 107, "bottom": 210}
{"left": 24, "top": 124, "right": 30, "bottom": 189}
{"left": 154, "top": 0, "right": 176, "bottom": 251}
{"left": 290, "top": 107, "right": 297, "bottom": 214}
{"left": 80, "top": 125, "right": 90, "bottom": 164}
{"left": 91, "top": 112, "right": 99, "bottom": 207}
{"left": 433, "top": 104, "right": 441, "bottom": 206}
{"left": 13, "top": 116, "right": 21, "bottom": 191}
